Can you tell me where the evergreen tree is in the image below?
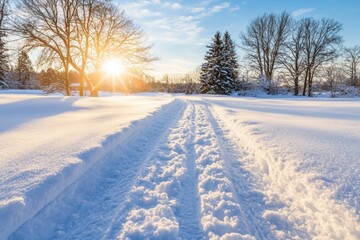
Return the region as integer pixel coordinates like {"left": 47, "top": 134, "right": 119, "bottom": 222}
{"left": 200, "top": 31, "right": 237, "bottom": 95}
{"left": 0, "top": 0, "right": 9, "bottom": 84}
{"left": 223, "top": 31, "right": 239, "bottom": 89}
{"left": 16, "top": 51, "right": 33, "bottom": 89}
{"left": 199, "top": 62, "right": 210, "bottom": 93}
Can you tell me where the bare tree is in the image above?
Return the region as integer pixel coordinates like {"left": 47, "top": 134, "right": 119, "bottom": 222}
{"left": 240, "top": 12, "right": 291, "bottom": 86}
{"left": 0, "top": 0, "right": 7, "bottom": 34}
{"left": 279, "top": 20, "right": 306, "bottom": 95}
{"left": 322, "top": 64, "right": 344, "bottom": 97}
{"left": 12, "top": 0, "right": 155, "bottom": 96}
{"left": 301, "top": 18, "right": 343, "bottom": 96}
{"left": 73, "top": 0, "right": 99, "bottom": 96}
{"left": 90, "top": 2, "right": 156, "bottom": 92}
{"left": 12, "top": 0, "right": 80, "bottom": 96}
{"left": 343, "top": 46, "right": 360, "bottom": 86}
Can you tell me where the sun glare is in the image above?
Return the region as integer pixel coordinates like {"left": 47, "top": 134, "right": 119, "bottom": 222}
{"left": 102, "top": 59, "right": 125, "bottom": 77}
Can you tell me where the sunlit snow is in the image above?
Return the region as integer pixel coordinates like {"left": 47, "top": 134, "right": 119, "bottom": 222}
{"left": 1, "top": 91, "right": 359, "bottom": 239}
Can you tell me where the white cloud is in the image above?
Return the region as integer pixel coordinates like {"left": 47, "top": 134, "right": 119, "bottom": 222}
{"left": 188, "top": 2, "right": 231, "bottom": 20}
{"left": 122, "top": 1, "right": 162, "bottom": 18}
{"left": 146, "top": 16, "right": 206, "bottom": 45}
{"left": 190, "top": 7, "right": 206, "bottom": 13}
{"left": 292, "top": 8, "right": 315, "bottom": 17}
{"left": 138, "top": 9, "right": 162, "bottom": 18}
{"left": 230, "top": 5, "right": 241, "bottom": 12}
{"left": 122, "top": 0, "right": 232, "bottom": 46}
{"left": 167, "top": 2, "right": 182, "bottom": 10}
{"left": 210, "top": 2, "right": 230, "bottom": 14}
{"left": 120, "top": 0, "right": 235, "bottom": 75}
{"left": 147, "top": 0, "right": 161, "bottom": 4}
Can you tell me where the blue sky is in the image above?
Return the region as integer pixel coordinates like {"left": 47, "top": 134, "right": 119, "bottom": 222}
{"left": 118, "top": 0, "right": 360, "bottom": 78}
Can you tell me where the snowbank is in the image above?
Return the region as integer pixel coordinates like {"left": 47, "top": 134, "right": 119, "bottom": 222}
{"left": 205, "top": 96, "right": 360, "bottom": 239}
{"left": 0, "top": 93, "right": 173, "bottom": 239}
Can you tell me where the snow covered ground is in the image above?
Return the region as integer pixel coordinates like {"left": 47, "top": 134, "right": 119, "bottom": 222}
{"left": 1, "top": 91, "right": 360, "bottom": 239}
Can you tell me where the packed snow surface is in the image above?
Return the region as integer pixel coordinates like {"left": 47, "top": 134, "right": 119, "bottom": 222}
{"left": 1, "top": 91, "right": 359, "bottom": 239}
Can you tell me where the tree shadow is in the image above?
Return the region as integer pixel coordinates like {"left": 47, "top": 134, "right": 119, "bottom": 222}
{"left": 206, "top": 97, "right": 360, "bottom": 121}
{"left": 0, "top": 96, "right": 85, "bottom": 134}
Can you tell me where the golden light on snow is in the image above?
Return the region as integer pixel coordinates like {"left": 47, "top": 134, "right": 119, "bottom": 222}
{"left": 102, "top": 58, "right": 125, "bottom": 77}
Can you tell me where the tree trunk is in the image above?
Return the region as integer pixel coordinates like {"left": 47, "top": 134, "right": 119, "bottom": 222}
{"left": 294, "top": 76, "right": 299, "bottom": 96}
{"left": 307, "top": 71, "right": 313, "bottom": 97}
{"left": 91, "top": 89, "right": 98, "bottom": 97}
{"left": 65, "top": 64, "right": 70, "bottom": 96}
{"left": 79, "top": 77, "right": 84, "bottom": 96}
{"left": 302, "top": 69, "right": 308, "bottom": 96}
{"left": 82, "top": 74, "right": 97, "bottom": 97}
{"left": 307, "top": 82, "right": 312, "bottom": 97}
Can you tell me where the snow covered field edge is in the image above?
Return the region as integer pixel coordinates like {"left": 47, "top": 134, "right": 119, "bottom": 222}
{"left": 0, "top": 98, "right": 179, "bottom": 239}
{"left": 209, "top": 102, "right": 360, "bottom": 239}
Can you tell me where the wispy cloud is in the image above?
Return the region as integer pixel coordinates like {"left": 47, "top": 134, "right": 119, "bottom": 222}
{"left": 187, "top": 2, "right": 231, "bottom": 20}
{"left": 147, "top": 16, "right": 205, "bottom": 45}
{"left": 164, "top": 2, "right": 182, "bottom": 10}
{"left": 190, "top": 7, "right": 205, "bottom": 13}
{"left": 292, "top": 8, "right": 315, "bottom": 17}
{"left": 120, "top": 0, "right": 236, "bottom": 76}
{"left": 123, "top": 0, "right": 233, "bottom": 45}
{"left": 123, "top": 0, "right": 183, "bottom": 17}
{"left": 210, "top": 2, "right": 230, "bottom": 13}
{"left": 230, "top": 5, "right": 241, "bottom": 12}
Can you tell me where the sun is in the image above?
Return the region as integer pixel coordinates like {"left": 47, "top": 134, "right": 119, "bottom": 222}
{"left": 101, "top": 58, "right": 125, "bottom": 77}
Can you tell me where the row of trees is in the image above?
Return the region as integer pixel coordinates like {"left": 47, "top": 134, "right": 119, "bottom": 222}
{"left": 0, "top": 0, "right": 155, "bottom": 96}
{"left": 240, "top": 12, "right": 347, "bottom": 96}
{"left": 0, "top": 50, "right": 36, "bottom": 90}
{"left": 199, "top": 12, "right": 359, "bottom": 97}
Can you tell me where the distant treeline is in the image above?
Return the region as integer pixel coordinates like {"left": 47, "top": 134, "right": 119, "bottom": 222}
{"left": 199, "top": 12, "right": 360, "bottom": 97}
{"left": 0, "top": 2, "right": 359, "bottom": 97}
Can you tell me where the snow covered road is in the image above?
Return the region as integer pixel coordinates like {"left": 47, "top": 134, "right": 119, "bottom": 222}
{"left": 1, "top": 93, "right": 360, "bottom": 239}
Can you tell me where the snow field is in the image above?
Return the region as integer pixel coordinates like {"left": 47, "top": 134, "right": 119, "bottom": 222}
{"left": 0, "top": 94, "right": 174, "bottom": 240}
{"left": 9, "top": 100, "right": 279, "bottom": 239}
{"left": 9, "top": 99, "right": 185, "bottom": 240}
{"left": 2, "top": 93, "right": 360, "bottom": 239}
{"left": 210, "top": 103, "right": 360, "bottom": 239}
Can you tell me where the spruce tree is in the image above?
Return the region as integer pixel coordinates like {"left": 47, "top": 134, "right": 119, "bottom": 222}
{"left": 0, "top": 37, "right": 8, "bottom": 83}
{"left": 199, "top": 31, "right": 224, "bottom": 94}
{"left": 200, "top": 31, "right": 237, "bottom": 95}
{"left": 16, "top": 51, "right": 33, "bottom": 89}
{"left": 199, "top": 62, "right": 209, "bottom": 93}
{"left": 0, "top": 0, "right": 9, "bottom": 84}
{"left": 223, "top": 31, "right": 239, "bottom": 91}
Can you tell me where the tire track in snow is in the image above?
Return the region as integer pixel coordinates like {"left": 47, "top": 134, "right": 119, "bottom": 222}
{"left": 210, "top": 104, "right": 360, "bottom": 239}
{"left": 10, "top": 100, "right": 186, "bottom": 240}
{"left": 203, "top": 104, "right": 276, "bottom": 239}
{"left": 176, "top": 102, "right": 202, "bottom": 240}
{"left": 11, "top": 99, "right": 291, "bottom": 240}
{"left": 192, "top": 103, "right": 268, "bottom": 240}
{"left": 117, "top": 102, "right": 203, "bottom": 239}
